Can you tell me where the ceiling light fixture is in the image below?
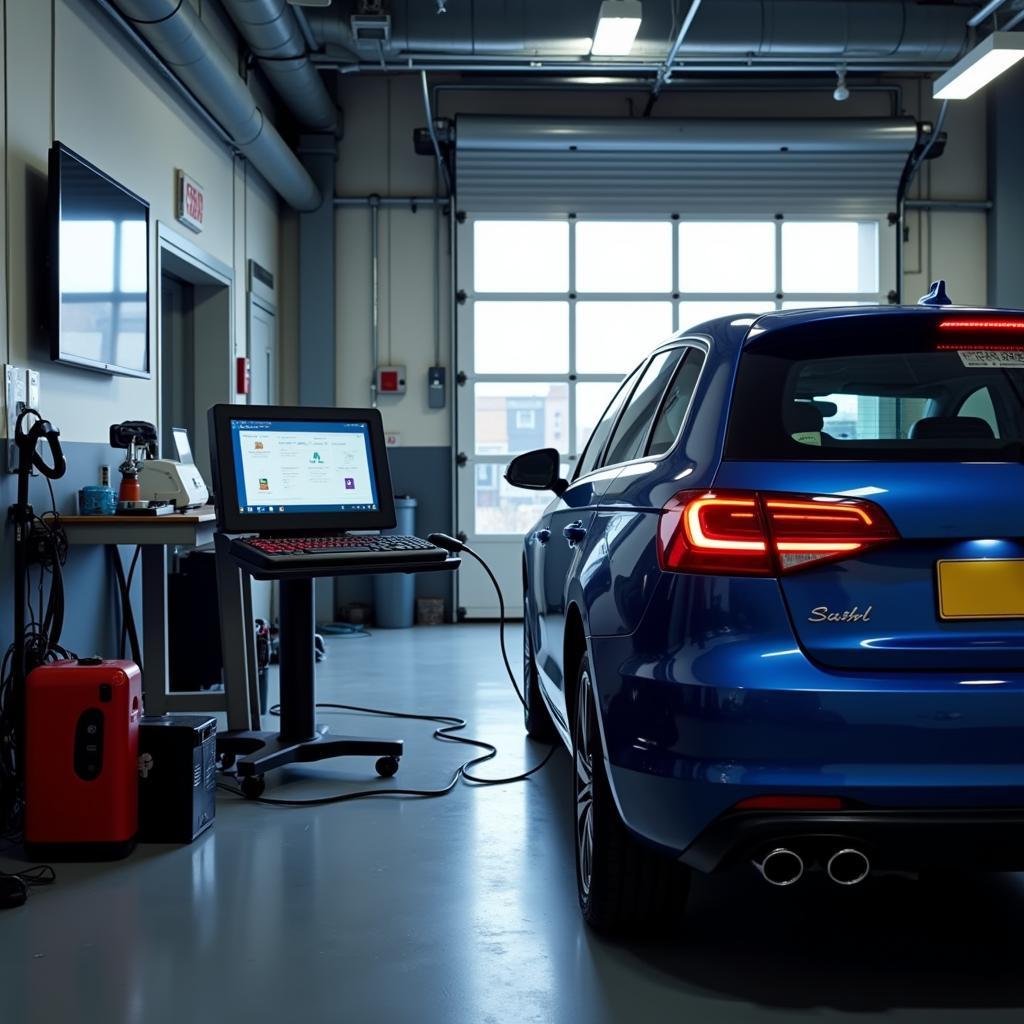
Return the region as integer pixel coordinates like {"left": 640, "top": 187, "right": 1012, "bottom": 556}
{"left": 591, "top": 0, "right": 643, "bottom": 56}
{"left": 933, "top": 31, "right": 1024, "bottom": 100}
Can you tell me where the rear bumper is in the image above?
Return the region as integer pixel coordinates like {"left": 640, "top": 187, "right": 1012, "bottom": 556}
{"left": 590, "top": 611, "right": 1024, "bottom": 862}
{"left": 682, "top": 807, "right": 1024, "bottom": 873}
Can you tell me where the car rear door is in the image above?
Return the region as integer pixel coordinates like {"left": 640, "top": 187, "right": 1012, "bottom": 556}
{"left": 717, "top": 313, "right": 1024, "bottom": 671}
{"left": 532, "top": 363, "right": 643, "bottom": 698}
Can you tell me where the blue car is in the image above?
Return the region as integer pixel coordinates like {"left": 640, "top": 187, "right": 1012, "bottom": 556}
{"left": 507, "top": 298, "right": 1024, "bottom": 934}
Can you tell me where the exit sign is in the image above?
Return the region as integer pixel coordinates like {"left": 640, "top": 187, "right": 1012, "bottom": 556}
{"left": 176, "top": 171, "right": 205, "bottom": 233}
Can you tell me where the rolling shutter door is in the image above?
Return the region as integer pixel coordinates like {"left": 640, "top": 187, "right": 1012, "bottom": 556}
{"left": 454, "top": 116, "right": 919, "bottom": 217}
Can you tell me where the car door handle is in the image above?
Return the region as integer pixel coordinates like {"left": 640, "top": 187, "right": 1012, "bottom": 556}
{"left": 533, "top": 529, "right": 551, "bottom": 545}
{"left": 563, "top": 521, "right": 587, "bottom": 547}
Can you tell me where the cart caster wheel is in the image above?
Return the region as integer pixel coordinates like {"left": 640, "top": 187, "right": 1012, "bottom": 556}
{"left": 375, "top": 756, "right": 400, "bottom": 778}
{"left": 240, "top": 775, "right": 266, "bottom": 799}
{"left": 219, "top": 752, "right": 236, "bottom": 771}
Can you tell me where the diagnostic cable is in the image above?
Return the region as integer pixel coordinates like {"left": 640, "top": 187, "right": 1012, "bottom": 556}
{"left": 217, "top": 534, "right": 558, "bottom": 805}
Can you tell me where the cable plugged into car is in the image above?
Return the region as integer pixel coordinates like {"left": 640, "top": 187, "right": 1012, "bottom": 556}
{"left": 657, "top": 490, "right": 899, "bottom": 576}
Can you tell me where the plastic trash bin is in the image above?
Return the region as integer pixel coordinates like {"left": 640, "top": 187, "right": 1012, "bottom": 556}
{"left": 373, "top": 496, "right": 417, "bottom": 628}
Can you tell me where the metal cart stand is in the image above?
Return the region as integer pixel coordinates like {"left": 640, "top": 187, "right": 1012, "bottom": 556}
{"left": 214, "top": 536, "right": 460, "bottom": 798}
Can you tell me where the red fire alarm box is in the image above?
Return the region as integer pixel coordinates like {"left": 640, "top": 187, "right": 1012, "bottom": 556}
{"left": 376, "top": 365, "right": 406, "bottom": 395}
{"left": 25, "top": 658, "right": 142, "bottom": 860}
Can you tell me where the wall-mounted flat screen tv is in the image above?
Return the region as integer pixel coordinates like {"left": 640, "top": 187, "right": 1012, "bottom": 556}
{"left": 48, "top": 142, "right": 150, "bottom": 378}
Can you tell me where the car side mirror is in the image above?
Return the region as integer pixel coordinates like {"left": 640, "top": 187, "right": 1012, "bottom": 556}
{"left": 505, "top": 448, "right": 568, "bottom": 496}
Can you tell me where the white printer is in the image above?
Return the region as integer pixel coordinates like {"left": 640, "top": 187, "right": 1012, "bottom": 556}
{"left": 137, "top": 427, "right": 209, "bottom": 510}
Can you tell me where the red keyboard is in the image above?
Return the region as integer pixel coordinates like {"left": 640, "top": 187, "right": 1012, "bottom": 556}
{"left": 233, "top": 533, "right": 448, "bottom": 570}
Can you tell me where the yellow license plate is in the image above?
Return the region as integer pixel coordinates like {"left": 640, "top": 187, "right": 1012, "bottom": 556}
{"left": 937, "top": 559, "right": 1024, "bottom": 620}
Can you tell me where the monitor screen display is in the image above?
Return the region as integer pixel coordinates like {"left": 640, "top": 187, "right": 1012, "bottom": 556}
{"left": 229, "top": 418, "right": 381, "bottom": 515}
{"left": 49, "top": 142, "right": 150, "bottom": 378}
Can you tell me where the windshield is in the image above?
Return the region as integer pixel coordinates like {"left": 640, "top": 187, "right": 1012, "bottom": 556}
{"left": 725, "top": 318, "right": 1024, "bottom": 461}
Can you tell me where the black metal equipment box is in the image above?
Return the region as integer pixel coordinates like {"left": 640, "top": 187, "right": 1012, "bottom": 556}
{"left": 138, "top": 715, "right": 217, "bottom": 843}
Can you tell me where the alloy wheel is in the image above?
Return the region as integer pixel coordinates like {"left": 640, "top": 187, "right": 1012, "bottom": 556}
{"left": 575, "top": 670, "right": 595, "bottom": 898}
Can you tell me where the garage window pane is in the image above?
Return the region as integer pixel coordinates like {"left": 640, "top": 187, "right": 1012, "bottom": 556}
{"left": 474, "top": 221, "right": 569, "bottom": 293}
{"left": 576, "top": 222, "right": 673, "bottom": 293}
{"left": 679, "top": 300, "right": 775, "bottom": 331}
{"left": 679, "top": 221, "right": 775, "bottom": 293}
{"left": 576, "top": 380, "right": 626, "bottom": 458}
{"left": 782, "top": 221, "right": 879, "bottom": 293}
{"left": 475, "top": 470, "right": 562, "bottom": 535}
{"left": 474, "top": 302, "right": 569, "bottom": 374}
{"left": 576, "top": 301, "right": 674, "bottom": 374}
{"left": 474, "top": 382, "right": 568, "bottom": 455}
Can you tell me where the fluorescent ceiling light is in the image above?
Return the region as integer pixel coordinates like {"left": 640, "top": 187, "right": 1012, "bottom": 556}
{"left": 933, "top": 31, "right": 1024, "bottom": 100}
{"left": 591, "top": 0, "right": 642, "bottom": 56}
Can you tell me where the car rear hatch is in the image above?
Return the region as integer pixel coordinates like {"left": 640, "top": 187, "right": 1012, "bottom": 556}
{"left": 715, "top": 309, "right": 1024, "bottom": 671}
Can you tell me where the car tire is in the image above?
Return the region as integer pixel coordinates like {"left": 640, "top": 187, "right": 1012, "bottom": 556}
{"left": 572, "top": 653, "right": 690, "bottom": 935}
{"left": 523, "top": 610, "right": 558, "bottom": 743}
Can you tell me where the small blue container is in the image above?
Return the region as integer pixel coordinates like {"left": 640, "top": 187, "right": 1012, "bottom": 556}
{"left": 79, "top": 485, "right": 117, "bottom": 516}
{"left": 373, "top": 497, "right": 417, "bottom": 628}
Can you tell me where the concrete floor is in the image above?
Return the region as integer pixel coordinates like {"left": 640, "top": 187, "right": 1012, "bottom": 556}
{"left": 4, "top": 623, "right": 1024, "bottom": 1022}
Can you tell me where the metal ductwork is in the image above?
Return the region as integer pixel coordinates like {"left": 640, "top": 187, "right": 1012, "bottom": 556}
{"left": 111, "top": 0, "right": 321, "bottom": 211}
{"left": 307, "top": 0, "right": 967, "bottom": 65}
{"left": 219, "top": 0, "right": 338, "bottom": 132}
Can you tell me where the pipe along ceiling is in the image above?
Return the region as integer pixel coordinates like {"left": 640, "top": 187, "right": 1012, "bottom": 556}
{"left": 307, "top": 0, "right": 969, "bottom": 66}
{"left": 112, "top": 0, "right": 322, "bottom": 211}
{"left": 219, "top": 0, "right": 338, "bottom": 132}
{"left": 106, "top": 0, "right": 977, "bottom": 209}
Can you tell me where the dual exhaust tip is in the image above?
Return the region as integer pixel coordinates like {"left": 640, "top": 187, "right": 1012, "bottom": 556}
{"left": 754, "top": 846, "right": 870, "bottom": 887}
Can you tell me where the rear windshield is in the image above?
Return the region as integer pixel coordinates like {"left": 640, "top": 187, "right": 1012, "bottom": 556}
{"left": 725, "top": 322, "right": 1024, "bottom": 461}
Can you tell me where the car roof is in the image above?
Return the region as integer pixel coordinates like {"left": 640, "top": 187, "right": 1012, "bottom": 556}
{"left": 653, "top": 304, "right": 1024, "bottom": 356}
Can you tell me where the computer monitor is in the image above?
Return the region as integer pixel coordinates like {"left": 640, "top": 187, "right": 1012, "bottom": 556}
{"left": 208, "top": 404, "right": 396, "bottom": 535}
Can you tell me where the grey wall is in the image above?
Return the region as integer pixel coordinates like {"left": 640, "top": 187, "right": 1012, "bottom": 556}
{"left": 334, "top": 446, "right": 454, "bottom": 619}
{"left": 0, "top": 0, "right": 286, "bottom": 659}
{"left": 988, "top": 65, "right": 1024, "bottom": 307}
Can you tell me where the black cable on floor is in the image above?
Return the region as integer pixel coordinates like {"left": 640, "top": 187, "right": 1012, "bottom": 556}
{"left": 217, "top": 541, "right": 558, "bottom": 806}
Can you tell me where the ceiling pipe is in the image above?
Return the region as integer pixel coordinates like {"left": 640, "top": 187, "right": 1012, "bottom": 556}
{"left": 968, "top": 0, "right": 1011, "bottom": 27}
{"left": 109, "top": 0, "right": 321, "bottom": 211}
{"left": 420, "top": 72, "right": 452, "bottom": 196}
{"left": 218, "top": 0, "right": 338, "bottom": 132}
{"left": 306, "top": 0, "right": 967, "bottom": 64}
{"left": 291, "top": 5, "right": 320, "bottom": 54}
{"left": 644, "top": 0, "right": 703, "bottom": 116}
{"left": 91, "top": 0, "right": 235, "bottom": 149}
{"left": 316, "top": 58, "right": 950, "bottom": 75}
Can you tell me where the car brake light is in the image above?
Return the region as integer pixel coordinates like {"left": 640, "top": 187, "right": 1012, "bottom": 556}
{"left": 734, "top": 795, "right": 846, "bottom": 811}
{"left": 938, "top": 320, "right": 1024, "bottom": 331}
{"left": 657, "top": 490, "right": 899, "bottom": 576}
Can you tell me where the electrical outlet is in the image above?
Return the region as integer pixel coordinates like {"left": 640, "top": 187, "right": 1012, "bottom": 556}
{"left": 5, "top": 364, "right": 27, "bottom": 473}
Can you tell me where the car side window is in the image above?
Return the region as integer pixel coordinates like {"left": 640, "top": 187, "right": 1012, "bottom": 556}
{"left": 602, "top": 350, "right": 682, "bottom": 467}
{"left": 646, "top": 348, "right": 707, "bottom": 457}
{"left": 958, "top": 386, "right": 1000, "bottom": 438}
{"left": 575, "top": 364, "right": 644, "bottom": 478}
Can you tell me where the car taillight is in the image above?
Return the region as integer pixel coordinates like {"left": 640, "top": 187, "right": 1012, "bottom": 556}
{"left": 657, "top": 490, "right": 899, "bottom": 576}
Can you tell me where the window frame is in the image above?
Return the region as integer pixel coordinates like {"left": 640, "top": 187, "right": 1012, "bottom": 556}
{"left": 574, "top": 360, "right": 647, "bottom": 481}
{"left": 645, "top": 343, "right": 709, "bottom": 459}
{"left": 600, "top": 349, "right": 684, "bottom": 469}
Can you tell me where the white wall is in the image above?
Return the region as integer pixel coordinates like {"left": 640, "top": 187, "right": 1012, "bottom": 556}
{"left": 1, "top": 0, "right": 283, "bottom": 445}
{"left": 332, "top": 75, "right": 990, "bottom": 450}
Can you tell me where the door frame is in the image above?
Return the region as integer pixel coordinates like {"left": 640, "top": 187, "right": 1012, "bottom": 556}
{"left": 156, "top": 221, "right": 234, "bottom": 483}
